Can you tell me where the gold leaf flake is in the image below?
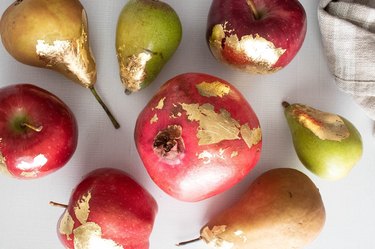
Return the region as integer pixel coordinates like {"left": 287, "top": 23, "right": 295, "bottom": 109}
{"left": 59, "top": 210, "right": 75, "bottom": 240}
{"left": 73, "top": 222, "right": 123, "bottom": 249}
{"left": 209, "top": 23, "right": 285, "bottom": 74}
{"left": 117, "top": 50, "right": 152, "bottom": 93}
{"left": 181, "top": 103, "right": 241, "bottom": 145}
{"left": 150, "top": 114, "right": 158, "bottom": 124}
{"left": 230, "top": 151, "right": 239, "bottom": 158}
{"left": 20, "top": 171, "right": 38, "bottom": 178}
{"left": 155, "top": 97, "right": 166, "bottom": 110}
{"left": 292, "top": 104, "right": 350, "bottom": 141}
{"left": 198, "top": 151, "right": 213, "bottom": 164}
{"left": 201, "top": 225, "right": 234, "bottom": 249}
{"left": 74, "top": 192, "right": 92, "bottom": 224}
{"left": 0, "top": 151, "right": 11, "bottom": 176}
{"left": 196, "top": 81, "right": 231, "bottom": 98}
{"left": 36, "top": 10, "right": 96, "bottom": 88}
{"left": 240, "top": 124, "right": 262, "bottom": 149}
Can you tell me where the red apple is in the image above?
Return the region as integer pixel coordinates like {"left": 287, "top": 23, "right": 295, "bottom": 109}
{"left": 135, "top": 73, "right": 262, "bottom": 202}
{"left": 56, "top": 168, "right": 158, "bottom": 249}
{"left": 0, "top": 84, "right": 78, "bottom": 179}
{"left": 207, "top": 0, "right": 307, "bottom": 74}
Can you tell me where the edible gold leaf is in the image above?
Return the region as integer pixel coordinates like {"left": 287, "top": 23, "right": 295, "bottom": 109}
{"left": 20, "top": 171, "right": 38, "bottom": 178}
{"left": 240, "top": 124, "right": 262, "bottom": 149}
{"left": 73, "top": 222, "right": 123, "bottom": 249}
{"left": 181, "top": 103, "right": 240, "bottom": 145}
{"left": 230, "top": 151, "right": 239, "bottom": 158}
{"left": 150, "top": 114, "right": 158, "bottom": 124}
{"left": 74, "top": 192, "right": 92, "bottom": 225}
{"left": 201, "top": 225, "right": 234, "bottom": 249}
{"left": 0, "top": 151, "right": 11, "bottom": 176}
{"left": 196, "top": 81, "right": 231, "bottom": 98}
{"left": 59, "top": 210, "right": 75, "bottom": 240}
{"left": 155, "top": 97, "right": 166, "bottom": 110}
{"left": 293, "top": 104, "right": 350, "bottom": 141}
{"left": 35, "top": 10, "right": 96, "bottom": 88}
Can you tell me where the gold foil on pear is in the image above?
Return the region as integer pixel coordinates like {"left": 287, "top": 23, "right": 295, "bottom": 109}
{"left": 196, "top": 81, "right": 231, "bottom": 98}
{"left": 73, "top": 222, "right": 124, "bottom": 249}
{"left": 201, "top": 225, "right": 234, "bottom": 249}
{"left": 35, "top": 10, "right": 96, "bottom": 88}
{"left": 74, "top": 192, "right": 92, "bottom": 224}
{"left": 117, "top": 50, "right": 152, "bottom": 93}
{"left": 209, "top": 23, "right": 286, "bottom": 74}
{"left": 59, "top": 210, "right": 75, "bottom": 240}
{"left": 292, "top": 104, "right": 350, "bottom": 141}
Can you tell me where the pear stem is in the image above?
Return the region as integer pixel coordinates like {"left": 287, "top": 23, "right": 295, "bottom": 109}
{"left": 21, "top": 123, "right": 43, "bottom": 132}
{"left": 176, "top": 237, "right": 202, "bottom": 246}
{"left": 49, "top": 201, "right": 68, "bottom": 209}
{"left": 89, "top": 86, "right": 120, "bottom": 129}
{"left": 282, "top": 101, "right": 291, "bottom": 108}
{"left": 246, "top": 0, "right": 260, "bottom": 20}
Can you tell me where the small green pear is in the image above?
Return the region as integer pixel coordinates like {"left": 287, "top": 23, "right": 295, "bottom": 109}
{"left": 282, "top": 102, "right": 363, "bottom": 180}
{"left": 177, "top": 168, "right": 326, "bottom": 249}
{"left": 116, "top": 0, "right": 182, "bottom": 94}
{"left": 0, "top": 0, "right": 119, "bottom": 128}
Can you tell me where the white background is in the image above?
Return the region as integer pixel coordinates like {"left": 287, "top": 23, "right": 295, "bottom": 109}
{"left": 0, "top": 0, "right": 375, "bottom": 249}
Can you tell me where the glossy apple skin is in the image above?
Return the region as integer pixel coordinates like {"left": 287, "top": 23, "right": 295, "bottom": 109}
{"left": 135, "top": 73, "right": 262, "bottom": 202}
{"left": 58, "top": 168, "right": 158, "bottom": 249}
{"left": 0, "top": 84, "right": 78, "bottom": 179}
{"left": 207, "top": 0, "right": 307, "bottom": 73}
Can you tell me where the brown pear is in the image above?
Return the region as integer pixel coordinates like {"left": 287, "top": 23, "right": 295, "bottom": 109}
{"left": 0, "top": 0, "right": 119, "bottom": 128}
{"left": 178, "top": 168, "right": 326, "bottom": 249}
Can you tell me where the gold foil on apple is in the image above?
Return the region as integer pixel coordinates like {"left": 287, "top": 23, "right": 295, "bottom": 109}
{"left": 201, "top": 225, "right": 234, "bottom": 249}
{"left": 196, "top": 81, "right": 231, "bottom": 98}
{"left": 209, "top": 23, "right": 286, "bottom": 74}
{"left": 74, "top": 192, "right": 92, "bottom": 224}
{"left": 180, "top": 103, "right": 240, "bottom": 145}
{"left": 20, "top": 171, "right": 38, "bottom": 178}
{"left": 292, "top": 104, "right": 350, "bottom": 141}
{"left": 73, "top": 222, "right": 123, "bottom": 249}
{"left": 117, "top": 50, "right": 152, "bottom": 93}
{"left": 59, "top": 210, "right": 75, "bottom": 240}
{"left": 230, "top": 151, "right": 239, "bottom": 158}
{"left": 240, "top": 124, "right": 262, "bottom": 149}
{"left": 0, "top": 151, "right": 11, "bottom": 176}
{"left": 35, "top": 10, "right": 96, "bottom": 88}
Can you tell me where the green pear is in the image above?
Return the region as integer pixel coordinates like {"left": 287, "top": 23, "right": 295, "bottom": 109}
{"left": 116, "top": 0, "right": 182, "bottom": 94}
{"left": 0, "top": 0, "right": 119, "bottom": 128}
{"left": 283, "top": 102, "right": 363, "bottom": 180}
{"left": 177, "top": 168, "right": 326, "bottom": 249}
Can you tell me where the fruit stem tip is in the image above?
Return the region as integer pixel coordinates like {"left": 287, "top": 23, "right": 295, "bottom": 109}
{"left": 282, "top": 101, "right": 291, "bottom": 109}
{"left": 21, "top": 123, "right": 43, "bottom": 132}
{"left": 246, "top": 0, "right": 260, "bottom": 20}
{"left": 89, "top": 86, "right": 120, "bottom": 129}
{"left": 176, "top": 237, "right": 202, "bottom": 246}
{"left": 49, "top": 201, "right": 68, "bottom": 209}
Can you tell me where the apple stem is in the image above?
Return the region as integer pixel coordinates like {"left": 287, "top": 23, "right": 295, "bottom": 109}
{"left": 89, "top": 86, "right": 120, "bottom": 129}
{"left": 21, "top": 123, "right": 43, "bottom": 132}
{"left": 246, "top": 0, "right": 260, "bottom": 20}
{"left": 282, "top": 101, "right": 291, "bottom": 108}
{"left": 176, "top": 237, "right": 202, "bottom": 246}
{"left": 49, "top": 201, "right": 68, "bottom": 209}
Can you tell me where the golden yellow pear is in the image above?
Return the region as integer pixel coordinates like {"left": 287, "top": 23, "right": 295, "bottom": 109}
{"left": 0, "top": 0, "right": 119, "bottom": 128}
{"left": 178, "top": 168, "right": 326, "bottom": 249}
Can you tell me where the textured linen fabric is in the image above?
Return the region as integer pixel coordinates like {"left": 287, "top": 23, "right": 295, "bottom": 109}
{"left": 318, "top": 0, "right": 375, "bottom": 119}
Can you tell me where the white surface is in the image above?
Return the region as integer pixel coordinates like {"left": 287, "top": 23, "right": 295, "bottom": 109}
{"left": 0, "top": 1, "right": 374, "bottom": 249}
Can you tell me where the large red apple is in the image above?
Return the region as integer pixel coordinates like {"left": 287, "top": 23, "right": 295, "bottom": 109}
{"left": 56, "top": 168, "right": 158, "bottom": 249}
{"left": 135, "top": 73, "right": 262, "bottom": 202}
{"left": 0, "top": 84, "right": 78, "bottom": 179}
{"left": 207, "top": 0, "right": 307, "bottom": 74}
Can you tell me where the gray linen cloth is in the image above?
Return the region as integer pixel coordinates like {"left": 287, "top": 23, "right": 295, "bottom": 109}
{"left": 318, "top": 0, "right": 375, "bottom": 120}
